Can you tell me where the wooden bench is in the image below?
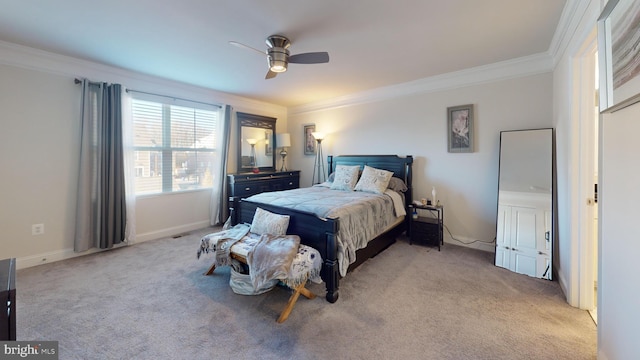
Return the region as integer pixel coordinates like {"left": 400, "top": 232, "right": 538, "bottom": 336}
{"left": 204, "top": 253, "right": 316, "bottom": 323}
{"left": 201, "top": 235, "right": 322, "bottom": 323}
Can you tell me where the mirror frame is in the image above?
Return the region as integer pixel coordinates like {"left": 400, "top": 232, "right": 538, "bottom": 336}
{"left": 236, "top": 112, "right": 276, "bottom": 172}
{"left": 495, "top": 128, "right": 554, "bottom": 280}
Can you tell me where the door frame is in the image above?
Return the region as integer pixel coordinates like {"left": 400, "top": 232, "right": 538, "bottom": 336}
{"left": 573, "top": 28, "right": 598, "bottom": 310}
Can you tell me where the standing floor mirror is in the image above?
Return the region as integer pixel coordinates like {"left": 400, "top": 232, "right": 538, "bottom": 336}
{"left": 495, "top": 128, "right": 554, "bottom": 280}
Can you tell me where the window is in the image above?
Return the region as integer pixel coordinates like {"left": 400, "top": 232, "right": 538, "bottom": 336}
{"left": 131, "top": 96, "right": 221, "bottom": 195}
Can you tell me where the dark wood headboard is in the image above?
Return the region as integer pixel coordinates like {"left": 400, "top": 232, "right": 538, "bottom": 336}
{"left": 327, "top": 154, "right": 414, "bottom": 205}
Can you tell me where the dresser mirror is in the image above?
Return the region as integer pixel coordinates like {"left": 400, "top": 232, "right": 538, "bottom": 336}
{"left": 495, "top": 128, "right": 554, "bottom": 280}
{"left": 236, "top": 112, "right": 276, "bottom": 172}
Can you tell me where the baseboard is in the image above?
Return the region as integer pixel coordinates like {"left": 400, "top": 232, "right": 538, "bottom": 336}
{"left": 598, "top": 350, "right": 608, "bottom": 360}
{"left": 17, "top": 220, "right": 211, "bottom": 270}
{"left": 16, "top": 243, "right": 127, "bottom": 270}
{"left": 557, "top": 267, "right": 572, "bottom": 305}
{"left": 445, "top": 234, "right": 495, "bottom": 252}
{"left": 135, "top": 220, "right": 211, "bottom": 243}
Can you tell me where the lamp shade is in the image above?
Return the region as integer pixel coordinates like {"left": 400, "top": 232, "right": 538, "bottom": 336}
{"left": 276, "top": 133, "right": 291, "bottom": 148}
{"left": 246, "top": 138, "right": 258, "bottom": 145}
{"left": 311, "top": 132, "right": 325, "bottom": 141}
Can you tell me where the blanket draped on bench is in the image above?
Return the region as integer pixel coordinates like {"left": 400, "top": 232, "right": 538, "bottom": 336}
{"left": 198, "top": 226, "right": 322, "bottom": 290}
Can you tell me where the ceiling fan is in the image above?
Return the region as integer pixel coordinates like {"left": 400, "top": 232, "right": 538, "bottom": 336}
{"left": 229, "top": 35, "right": 329, "bottom": 79}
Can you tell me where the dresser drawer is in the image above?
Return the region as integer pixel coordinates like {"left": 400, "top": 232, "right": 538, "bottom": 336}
{"left": 277, "top": 177, "right": 299, "bottom": 190}
{"left": 233, "top": 181, "right": 272, "bottom": 197}
{"left": 228, "top": 170, "right": 300, "bottom": 198}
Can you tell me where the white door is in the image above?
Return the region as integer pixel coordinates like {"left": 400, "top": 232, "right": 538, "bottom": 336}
{"left": 509, "top": 206, "right": 539, "bottom": 277}
{"left": 496, "top": 204, "right": 550, "bottom": 278}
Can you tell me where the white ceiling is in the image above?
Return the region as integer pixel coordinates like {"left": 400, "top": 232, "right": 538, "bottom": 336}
{"left": 0, "top": 0, "right": 566, "bottom": 108}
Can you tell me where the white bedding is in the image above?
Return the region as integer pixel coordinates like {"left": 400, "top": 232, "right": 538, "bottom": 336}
{"left": 245, "top": 185, "right": 405, "bottom": 276}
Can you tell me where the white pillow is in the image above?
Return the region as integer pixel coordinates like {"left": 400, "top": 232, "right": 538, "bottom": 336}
{"left": 330, "top": 165, "right": 360, "bottom": 191}
{"left": 250, "top": 207, "right": 290, "bottom": 236}
{"left": 355, "top": 165, "right": 393, "bottom": 194}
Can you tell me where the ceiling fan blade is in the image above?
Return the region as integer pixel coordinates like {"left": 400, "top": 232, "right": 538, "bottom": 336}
{"left": 229, "top": 41, "right": 265, "bottom": 56}
{"left": 289, "top": 52, "right": 329, "bottom": 64}
{"left": 265, "top": 70, "right": 277, "bottom": 80}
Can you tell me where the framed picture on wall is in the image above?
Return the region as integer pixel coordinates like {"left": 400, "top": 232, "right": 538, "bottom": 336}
{"left": 598, "top": 0, "right": 640, "bottom": 112}
{"left": 447, "top": 104, "right": 474, "bottom": 153}
{"left": 303, "top": 124, "right": 316, "bottom": 155}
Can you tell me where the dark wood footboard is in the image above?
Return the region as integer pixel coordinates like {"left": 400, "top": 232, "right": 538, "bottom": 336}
{"left": 238, "top": 200, "right": 341, "bottom": 303}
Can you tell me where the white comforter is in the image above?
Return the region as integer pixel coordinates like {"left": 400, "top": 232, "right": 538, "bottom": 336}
{"left": 245, "top": 185, "right": 405, "bottom": 276}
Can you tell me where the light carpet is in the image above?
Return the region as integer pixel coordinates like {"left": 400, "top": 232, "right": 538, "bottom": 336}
{"left": 16, "top": 227, "right": 596, "bottom": 359}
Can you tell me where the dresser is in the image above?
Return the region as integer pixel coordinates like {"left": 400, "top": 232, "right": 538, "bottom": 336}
{"left": 227, "top": 171, "right": 300, "bottom": 225}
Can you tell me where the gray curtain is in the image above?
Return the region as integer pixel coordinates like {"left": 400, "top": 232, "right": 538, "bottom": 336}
{"left": 211, "top": 105, "right": 232, "bottom": 225}
{"left": 74, "top": 79, "right": 126, "bottom": 251}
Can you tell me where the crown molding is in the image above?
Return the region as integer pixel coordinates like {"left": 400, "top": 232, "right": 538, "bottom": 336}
{"left": 548, "top": 0, "right": 600, "bottom": 68}
{"left": 289, "top": 53, "right": 553, "bottom": 115}
{"left": 0, "top": 40, "right": 286, "bottom": 117}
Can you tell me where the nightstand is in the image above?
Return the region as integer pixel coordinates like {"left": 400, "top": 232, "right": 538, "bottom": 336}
{"left": 409, "top": 204, "right": 443, "bottom": 250}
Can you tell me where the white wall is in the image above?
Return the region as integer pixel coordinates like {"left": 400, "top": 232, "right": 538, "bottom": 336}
{"left": 0, "top": 64, "right": 81, "bottom": 264}
{"left": 599, "top": 104, "right": 640, "bottom": 360}
{"left": 0, "top": 42, "right": 287, "bottom": 268}
{"left": 287, "top": 73, "right": 553, "bottom": 251}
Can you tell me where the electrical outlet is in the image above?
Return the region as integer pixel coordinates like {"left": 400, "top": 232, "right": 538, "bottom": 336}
{"left": 32, "top": 223, "right": 44, "bottom": 235}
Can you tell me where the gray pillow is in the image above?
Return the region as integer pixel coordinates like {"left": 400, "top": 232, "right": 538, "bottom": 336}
{"left": 387, "top": 177, "right": 408, "bottom": 192}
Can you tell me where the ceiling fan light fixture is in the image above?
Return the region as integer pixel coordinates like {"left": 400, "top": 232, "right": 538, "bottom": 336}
{"left": 270, "top": 60, "right": 287, "bottom": 73}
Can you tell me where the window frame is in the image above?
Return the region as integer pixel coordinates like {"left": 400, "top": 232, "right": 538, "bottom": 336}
{"left": 130, "top": 95, "right": 221, "bottom": 196}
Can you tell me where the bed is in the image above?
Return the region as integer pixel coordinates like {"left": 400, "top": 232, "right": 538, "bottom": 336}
{"left": 233, "top": 154, "right": 414, "bottom": 303}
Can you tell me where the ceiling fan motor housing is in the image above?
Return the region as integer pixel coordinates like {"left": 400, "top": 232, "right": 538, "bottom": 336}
{"left": 266, "top": 35, "right": 291, "bottom": 49}
{"left": 266, "top": 35, "right": 290, "bottom": 72}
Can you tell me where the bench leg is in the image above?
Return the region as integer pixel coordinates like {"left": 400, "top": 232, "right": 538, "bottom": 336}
{"left": 299, "top": 286, "right": 316, "bottom": 300}
{"left": 204, "top": 262, "right": 216, "bottom": 275}
{"left": 276, "top": 279, "right": 316, "bottom": 323}
{"left": 277, "top": 283, "right": 304, "bottom": 323}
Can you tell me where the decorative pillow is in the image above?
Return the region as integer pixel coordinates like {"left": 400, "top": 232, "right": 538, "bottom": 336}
{"left": 330, "top": 165, "right": 360, "bottom": 191}
{"left": 250, "top": 207, "right": 290, "bottom": 236}
{"left": 387, "top": 177, "right": 408, "bottom": 192}
{"left": 355, "top": 165, "right": 393, "bottom": 194}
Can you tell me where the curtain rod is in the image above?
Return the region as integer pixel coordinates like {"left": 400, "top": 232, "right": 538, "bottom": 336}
{"left": 74, "top": 78, "right": 221, "bottom": 109}
{"left": 74, "top": 78, "right": 101, "bottom": 85}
